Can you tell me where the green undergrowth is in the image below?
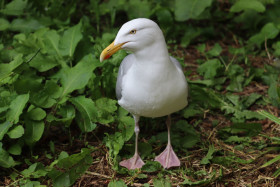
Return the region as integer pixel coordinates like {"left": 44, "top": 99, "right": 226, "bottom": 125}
{"left": 0, "top": 0, "right": 280, "bottom": 186}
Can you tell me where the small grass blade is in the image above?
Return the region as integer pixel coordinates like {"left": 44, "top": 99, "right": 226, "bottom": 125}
{"left": 257, "top": 110, "right": 280, "bottom": 125}
{"left": 260, "top": 155, "right": 280, "bottom": 169}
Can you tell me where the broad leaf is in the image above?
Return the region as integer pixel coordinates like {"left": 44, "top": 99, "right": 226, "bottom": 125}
{"left": 32, "top": 80, "right": 62, "bottom": 108}
{"left": 0, "top": 0, "right": 27, "bottom": 16}
{"left": 70, "top": 96, "right": 98, "bottom": 132}
{"left": 153, "top": 179, "right": 172, "bottom": 187}
{"left": 24, "top": 120, "right": 44, "bottom": 146}
{"left": 28, "top": 108, "right": 47, "bottom": 121}
{"left": 207, "top": 43, "right": 222, "bottom": 57}
{"left": 0, "top": 142, "right": 15, "bottom": 168}
{"left": 142, "top": 161, "right": 162, "bottom": 172}
{"left": 21, "top": 163, "right": 48, "bottom": 178}
{"left": 6, "top": 93, "right": 29, "bottom": 124}
{"left": 197, "top": 59, "right": 223, "bottom": 79}
{"left": 44, "top": 30, "right": 62, "bottom": 57}
{"left": 8, "top": 144, "right": 22, "bottom": 155}
{"left": 0, "top": 121, "right": 13, "bottom": 140}
{"left": 118, "top": 116, "right": 135, "bottom": 141}
{"left": 230, "top": 0, "right": 265, "bottom": 13}
{"left": 175, "top": 0, "right": 212, "bottom": 21}
{"left": 7, "top": 125, "right": 25, "bottom": 139}
{"left": 108, "top": 180, "right": 127, "bottom": 187}
{"left": 59, "top": 22, "right": 83, "bottom": 57}
{"left": 248, "top": 23, "right": 279, "bottom": 46}
{"left": 0, "top": 54, "right": 23, "bottom": 80}
{"left": 0, "top": 18, "right": 10, "bottom": 31}
{"left": 29, "top": 53, "right": 59, "bottom": 72}
{"left": 95, "top": 98, "right": 117, "bottom": 124}
{"left": 59, "top": 59, "right": 94, "bottom": 97}
{"left": 9, "top": 18, "right": 44, "bottom": 33}
{"left": 48, "top": 148, "right": 93, "bottom": 187}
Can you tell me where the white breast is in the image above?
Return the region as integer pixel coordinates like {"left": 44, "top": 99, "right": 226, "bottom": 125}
{"left": 118, "top": 60, "right": 188, "bottom": 118}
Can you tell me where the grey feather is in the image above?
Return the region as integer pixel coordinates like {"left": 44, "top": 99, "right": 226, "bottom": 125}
{"left": 170, "top": 56, "right": 183, "bottom": 70}
{"left": 116, "top": 54, "right": 134, "bottom": 100}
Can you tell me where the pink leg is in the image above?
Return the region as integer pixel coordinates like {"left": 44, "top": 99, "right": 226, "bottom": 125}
{"left": 120, "top": 115, "right": 145, "bottom": 170}
{"left": 155, "top": 115, "right": 180, "bottom": 169}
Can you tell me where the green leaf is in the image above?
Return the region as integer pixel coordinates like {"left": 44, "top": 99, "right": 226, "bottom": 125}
{"left": 172, "top": 120, "right": 200, "bottom": 149}
{"left": 248, "top": 23, "right": 280, "bottom": 46}
{"left": 9, "top": 18, "right": 44, "bottom": 33}
{"left": 0, "top": 121, "right": 13, "bottom": 141}
{"left": 0, "top": 0, "right": 28, "bottom": 16}
{"left": 0, "top": 18, "right": 10, "bottom": 31}
{"left": 6, "top": 93, "right": 29, "bottom": 124}
{"left": 142, "top": 161, "right": 162, "bottom": 172}
{"left": 219, "top": 123, "right": 262, "bottom": 137}
{"left": 225, "top": 136, "right": 250, "bottom": 143}
{"left": 212, "top": 156, "right": 253, "bottom": 167}
{"left": 153, "top": 178, "right": 172, "bottom": 187}
{"left": 59, "top": 59, "right": 94, "bottom": 97}
{"left": 201, "top": 144, "right": 215, "bottom": 164}
{"left": 226, "top": 64, "right": 245, "bottom": 92}
{"left": 24, "top": 120, "right": 44, "bottom": 146}
{"left": 118, "top": 116, "right": 135, "bottom": 141}
{"left": 32, "top": 80, "right": 62, "bottom": 108}
{"left": 175, "top": 0, "right": 212, "bottom": 21}
{"left": 104, "top": 132, "right": 125, "bottom": 165}
{"left": 243, "top": 93, "right": 262, "bottom": 108}
{"left": 44, "top": 30, "right": 62, "bottom": 58}
{"left": 108, "top": 180, "right": 127, "bottom": 187}
{"left": 59, "top": 22, "right": 83, "bottom": 57}
{"left": 0, "top": 142, "right": 15, "bottom": 168}
{"left": 46, "top": 105, "right": 75, "bottom": 127}
{"left": 7, "top": 125, "right": 24, "bottom": 139}
{"left": 29, "top": 53, "right": 59, "bottom": 72}
{"left": 48, "top": 148, "right": 93, "bottom": 187}
{"left": 124, "top": 0, "right": 152, "bottom": 19}
{"left": 183, "top": 104, "right": 203, "bottom": 118}
{"left": 21, "top": 163, "right": 48, "bottom": 178}
{"left": 230, "top": 0, "right": 265, "bottom": 13}
{"left": 95, "top": 98, "right": 117, "bottom": 124}
{"left": 28, "top": 108, "right": 47, "bottom": 121}
{"left": 207, "top": 43, "right": 222, "bottom": 57}
{"left": 0, "top": 54, "right": 23, "bottom": 80}
{"left": 180, "top": 26, "right": 202, "bottom": 47}
{"left": 268, "top": 81, "right": 280, "bottom": 106}
{"left": 70, "top": 96, "right": 98, "bottom": 132}
{"left": 197, "top": 59, "right": 223, "bottom": 79}
{"left": 8, "top": 144, "right": 22, "bottom": 155}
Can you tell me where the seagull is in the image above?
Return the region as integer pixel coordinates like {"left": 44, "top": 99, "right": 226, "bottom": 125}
{"left": 100, "top": 18, "right": 188, "bottom": 169}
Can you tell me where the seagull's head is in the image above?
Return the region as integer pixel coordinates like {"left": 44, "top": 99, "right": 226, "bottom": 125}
{"left": 100, "top": 18, "right": 163, "bottom": 62}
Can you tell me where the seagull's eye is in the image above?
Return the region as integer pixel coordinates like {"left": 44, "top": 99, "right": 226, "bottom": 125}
{"left": 129, "top": 29, "right": 137, "bottom": 34}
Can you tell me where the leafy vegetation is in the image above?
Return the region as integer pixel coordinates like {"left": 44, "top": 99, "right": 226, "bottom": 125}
{"left": 0, "top": 0, "right": 280, "bottom": 186}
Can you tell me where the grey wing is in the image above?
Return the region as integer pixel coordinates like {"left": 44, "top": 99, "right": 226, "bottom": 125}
{"left": 170, "top": 56, "right": 189, "bottom": 99}
{"left": 116, "top": 54, "right": 134, "bottom": 100}
{"left": 170, "top": 56, "right": 183, "bottom": 71}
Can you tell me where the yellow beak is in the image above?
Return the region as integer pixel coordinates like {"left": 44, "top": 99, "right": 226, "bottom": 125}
{"left": 100, "top": 41, "right": 125, "bottom": 62}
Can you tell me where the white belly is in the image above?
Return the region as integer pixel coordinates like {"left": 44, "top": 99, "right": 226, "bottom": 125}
{"left": 118, "top": 63, "right": 188, "bottom": 118}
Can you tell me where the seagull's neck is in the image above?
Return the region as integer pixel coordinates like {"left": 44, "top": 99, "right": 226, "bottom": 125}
{"left": 133, "top": 40, "right": 170, "bottom": 65}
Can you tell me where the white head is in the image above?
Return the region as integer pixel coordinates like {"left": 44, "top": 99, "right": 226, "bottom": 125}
{"left": 100, "top": 18, "right": 165, "bottom": 62}
{"left": 115, "top": 18, "right": 163, "bottom": 51}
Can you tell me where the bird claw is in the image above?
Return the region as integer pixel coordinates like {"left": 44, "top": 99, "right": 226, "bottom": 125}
{"left": 155, "top": 144, "right": 180, "bottom": 169}
{"left": 119, "top": 153, "right": 145, "bottom": 170}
